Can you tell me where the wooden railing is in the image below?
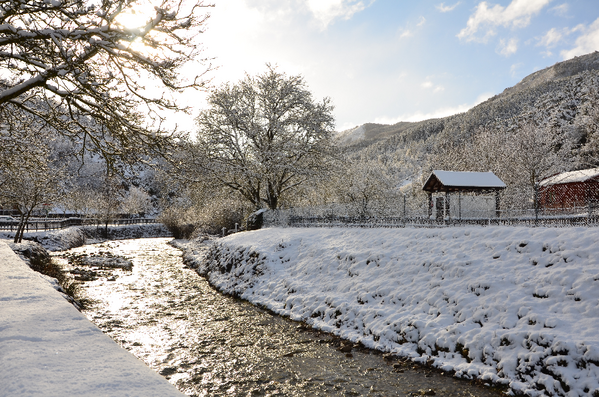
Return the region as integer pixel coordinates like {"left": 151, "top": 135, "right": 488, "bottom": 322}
{"left": 0, "top": 218, "right": 158, "bottom": 232}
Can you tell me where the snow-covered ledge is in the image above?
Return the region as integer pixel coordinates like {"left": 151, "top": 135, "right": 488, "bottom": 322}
{"left": 0, "top": 241, "right": 183, "bottom": 397}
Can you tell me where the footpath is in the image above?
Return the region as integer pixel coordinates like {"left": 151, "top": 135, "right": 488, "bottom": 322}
{"left": 0, "top": 240, "right": 183, "bottom": 397}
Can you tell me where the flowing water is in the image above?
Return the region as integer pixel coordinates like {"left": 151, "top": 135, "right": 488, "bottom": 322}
{"left": 54, "top": 238, "right": 505, "bottom": 397}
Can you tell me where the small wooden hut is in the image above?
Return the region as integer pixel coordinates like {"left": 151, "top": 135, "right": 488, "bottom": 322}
{"left": 422, "top": 170, "right": 506, "bottom": 219}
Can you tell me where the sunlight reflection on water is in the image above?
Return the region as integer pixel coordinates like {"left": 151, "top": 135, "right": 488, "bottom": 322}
{"left": 57, "top": 238, "right": 505, "bottom": 397}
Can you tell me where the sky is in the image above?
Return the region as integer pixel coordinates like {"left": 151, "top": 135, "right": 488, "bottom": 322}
{"left": 193, "top": 0, "right": 599, "bottom": 132}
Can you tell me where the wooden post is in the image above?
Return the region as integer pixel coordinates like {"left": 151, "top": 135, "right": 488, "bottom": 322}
{"left": 495, "top": 191, "right": 501, "bottom": 218}
{"left": 445, "top": 191, "right": 450, "bottom": 222}
{"left": 427, "top": 193, "right": 433, "bottom": 218}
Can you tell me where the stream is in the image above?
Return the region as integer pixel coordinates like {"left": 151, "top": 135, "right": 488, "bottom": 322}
{"left": 54, "top": 238, "right": 505, "bottom": 397}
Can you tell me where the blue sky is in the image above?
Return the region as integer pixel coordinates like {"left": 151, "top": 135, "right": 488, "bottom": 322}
{"left": 197, "top": 0, "right": 599, "bottom": 131}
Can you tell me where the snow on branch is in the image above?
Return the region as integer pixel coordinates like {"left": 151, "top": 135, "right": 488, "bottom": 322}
{"left": 0, "top": 0, "right": 212, "bottom": 165}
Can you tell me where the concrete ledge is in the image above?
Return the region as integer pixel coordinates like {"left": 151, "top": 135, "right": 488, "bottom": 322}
{"left": 0, "top": 241, "right": 183, "bottom": 397}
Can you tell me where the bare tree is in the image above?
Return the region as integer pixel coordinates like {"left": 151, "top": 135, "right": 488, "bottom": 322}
{"left": 0, "top": 0, "right": 211, "bottom": 165}
{"left": 192, "top": 65, "right": 336, "bottom": 210}
{"left": 502, "top": 121, "right": 560, "bottom": 209}
{"left": 1, "top": 155, "right": 68, "bottom": 243}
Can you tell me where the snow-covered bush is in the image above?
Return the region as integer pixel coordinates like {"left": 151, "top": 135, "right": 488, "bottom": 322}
{"left": 158, "top": 206, "right": 197, "bottom": 239}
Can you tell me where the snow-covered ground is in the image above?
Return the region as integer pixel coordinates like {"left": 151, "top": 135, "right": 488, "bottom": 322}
{"left": 0, "top": 240, "right": 183, "bottom": 397}
{"left": 181, "top": 226, "right": 599, "bottom": 397}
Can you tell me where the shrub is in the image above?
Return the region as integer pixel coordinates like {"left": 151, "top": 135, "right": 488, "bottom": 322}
{"left": 158, "top": 206, "right": 197, "bottom": 239}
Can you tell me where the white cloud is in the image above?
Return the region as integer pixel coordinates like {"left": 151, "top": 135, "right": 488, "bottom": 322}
{"left": 537, "top": 27, "right": 564, "bottom": 48}
{"left": 457, "top": 0, "right": 552, "bottom": 42}
{"left": 421, "top": 80, "right": 445, "bottom": 93}
{"left": 561, "top": 17, "right": 599, "bottom": 60}
{"left": 305, "top": 0, "right": 372, "bottom": 29}
{"left": 377, "top": 92, "right": 495, "bottom": 123}
{"left": 397, "top": 16, "right": 426, "bottom": 40}
{"left": 497, "top": 37, "right": 518, "bottom": 56}
{"left": 536, "top": 24, "right": 584, "bottom": 49}
{"left": 550, "top": 3, "right": 569, "bottom": 17}
{"left": 436, "top": 2, "right": 461, "bottom": 13}
{"left": 399, "top": 29, "right": 413, "bottom": 39}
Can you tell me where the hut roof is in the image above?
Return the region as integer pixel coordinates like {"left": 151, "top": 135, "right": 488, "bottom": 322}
{"left": 422, "top": 170, "right": 506, "bottom": 193}
{"left": 539, "top": 168, "right": 599, "bottom": 187}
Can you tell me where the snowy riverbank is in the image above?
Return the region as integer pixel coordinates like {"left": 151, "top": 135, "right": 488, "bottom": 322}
{"left": 181, "top": 226, "right": 599, "bottom": 397}
{"left": 0, "top": 240, "right": 183, "bottom": 397}
{"left": 1, "top": 225, "right": 182, "bottom": 396}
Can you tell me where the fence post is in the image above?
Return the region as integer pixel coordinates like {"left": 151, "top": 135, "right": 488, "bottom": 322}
{"left": 534, "top": 183, "right": 540, "bottom": 227}
{"left": 445, "top": 192, "right": 450, "bottom": 225}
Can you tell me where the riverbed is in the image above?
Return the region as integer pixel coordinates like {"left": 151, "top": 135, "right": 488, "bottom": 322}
{"left": 54, "top": 238, "right": 505, "bottom": 397}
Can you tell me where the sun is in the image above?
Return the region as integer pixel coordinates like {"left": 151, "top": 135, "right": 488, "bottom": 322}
{"left": 114, "top": 1, "right": 157, "bottom": 31}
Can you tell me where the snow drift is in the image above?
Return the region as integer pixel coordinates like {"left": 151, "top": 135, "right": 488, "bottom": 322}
{"left": 183, "top": 226, "right": 599, "bottom": 397}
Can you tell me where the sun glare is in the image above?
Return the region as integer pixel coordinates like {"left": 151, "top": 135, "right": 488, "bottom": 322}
{"left": 114, "top": 1, "right": 157, "bottom": 31}
{"left": 112, "top": 1, "right": 169, "bottom": 57}
{"left": 115, "top": 10, "right": 152, "bottom": 30}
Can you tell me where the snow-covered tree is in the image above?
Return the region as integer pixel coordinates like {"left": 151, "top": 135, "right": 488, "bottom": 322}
{"left": 0, "top": 149, "right": 68, "bottom": 243}
{"left": 0, "top": 104, "right": 49, "bottom": 181}
{"left": 193, "top": 65, "right": 336, "bottom": 210}
{"left": 574, "top": 79, "right": 599, "bottom": 166}
{"left": 0, "top": 103, "right": 73, "bottom": 242}
{"left": 333, "top": 162, "right": 398, "bottom": 217}
{"left": 95, "top": 175, "right": 127, "bottom": 236}
{"left": 121, "top": 186, "right": 154, "bottom": 217}
{"left": 0, "top": 0, "right": 210, "bottom": 165}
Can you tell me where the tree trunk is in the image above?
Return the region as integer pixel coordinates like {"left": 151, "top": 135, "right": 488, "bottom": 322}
{"left": 13, "top": 219, "right": 23, "bottom": 244}
{"left": 265, "top": 182, "right": 279, "bottom": 210}
{"left": 14, "top": 210, "right": 32, "bottom": 244}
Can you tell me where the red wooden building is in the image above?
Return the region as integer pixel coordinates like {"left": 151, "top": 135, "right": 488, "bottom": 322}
{"left": 539, "top": 168, "right": 599, "bottom": 210}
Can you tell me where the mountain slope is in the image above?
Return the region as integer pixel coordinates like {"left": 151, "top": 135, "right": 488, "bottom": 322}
{"left": 342, "top": 51, "right": 599, "bottom": 154}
